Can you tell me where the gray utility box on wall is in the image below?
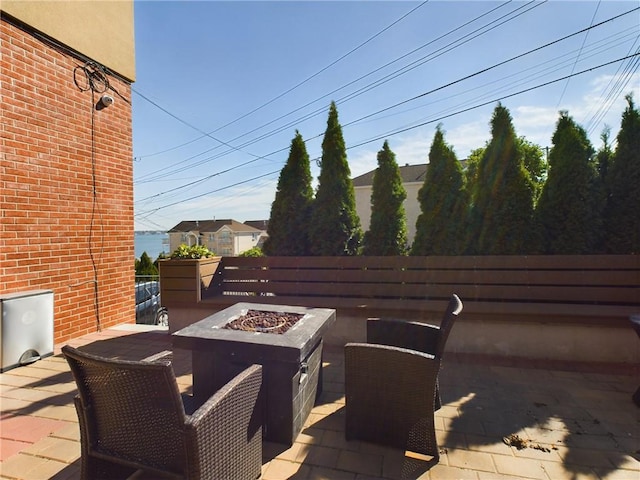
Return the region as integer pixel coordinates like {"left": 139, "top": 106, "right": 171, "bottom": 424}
{"left": 0, "top": 290, "right": 54, "bottom": 372}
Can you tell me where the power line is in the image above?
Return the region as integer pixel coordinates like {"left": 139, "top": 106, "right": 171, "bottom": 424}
{"left": 342, "top": 7, "right": 639, "bottom": 130}
{"left": 556, "top": 0, "right": 602, "bottom": 107}
{"left": 136, "top": 2, "right": 637, "bottom": 185}
{"left": 135, "top": 169, "right": 281, "bottom": 218}
{"left": 136, "top": 53, "right": 637, "bottom": 218}
{"left": 135, "top": 0, "right": 430, "bottom": 161}
{"left": 134, "top": 1, "right": 535, "bottom": 183}
{"left": 347, "top": 53, "right": 639, "bottom": 150}
{"left": 135, "top": 8, "right": 638, "bottom": 208}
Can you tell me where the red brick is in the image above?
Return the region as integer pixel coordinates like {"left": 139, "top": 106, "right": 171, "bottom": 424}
{"left": 1, "top": 18, "right": 134, "bottom": 344}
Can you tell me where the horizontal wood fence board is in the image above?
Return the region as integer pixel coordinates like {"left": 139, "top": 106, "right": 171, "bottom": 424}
{"left": 205, "top": 295, "right": 636, "bottom": 323}
{"left": 222, "top": 255, "right": 640, "bottom": 270}
{"left": 221, "top": 268, "right": 638, "bottom": 287}
{"left": 193, "top": 255, "right": 640, "bottom": 327}
{"left": 219, "top": 281, "right": 637, "bottom": 304}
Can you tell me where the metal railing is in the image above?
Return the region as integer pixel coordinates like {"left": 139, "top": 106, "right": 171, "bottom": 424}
{"left": 134, "top": 276, "right": 167, "bottom": 326}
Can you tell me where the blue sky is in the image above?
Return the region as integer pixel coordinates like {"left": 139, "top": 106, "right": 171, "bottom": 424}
{"left": 132, "top": 1, "right": 639, "bottom": 231}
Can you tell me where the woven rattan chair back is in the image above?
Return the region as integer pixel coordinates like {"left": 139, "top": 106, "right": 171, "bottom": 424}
{"left": 63, "top": 346, "right": 188, "bottom": 477}
{"left": 367, "top": 294, "right": 463, "bottom": 359}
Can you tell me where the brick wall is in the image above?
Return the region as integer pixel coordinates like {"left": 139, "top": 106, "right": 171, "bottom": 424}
{"left": 1, "top": 17, "right": 134, "bottom": 343}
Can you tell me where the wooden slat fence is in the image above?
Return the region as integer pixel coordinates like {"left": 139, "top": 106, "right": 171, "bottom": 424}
{"left": 200, "top": 255, "right": 640, "bottom": 326}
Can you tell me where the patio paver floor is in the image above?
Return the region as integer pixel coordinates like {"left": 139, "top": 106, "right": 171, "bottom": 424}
{"left": 0, "top": 324, "right": 637, "bottom": 480}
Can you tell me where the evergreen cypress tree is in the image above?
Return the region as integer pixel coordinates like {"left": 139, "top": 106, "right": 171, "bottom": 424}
{"left": 412, "top": 126, "right": 467, "bottom": 255}
{"left": 135, "top": 252, "right": 158, "bottom": 277}
{"left": 468, "top": 104, "right": 535, "bottom": 254}
{"left": 309, "top": 102, "right": 362, "bottom": 256}
{"left": 602, "top": 95, "right": 640, "bottom": 253}
{"left": 596, "top": 126, "right": 613, "bottom": 187}
{"left": 519, "top": 137, "right": 546, "bottom": 203}
{"left": 535, "top": 112, "right": 600, "bottom": 254}
{"left": 593, "top": 127, "right": 613, "bottom": 252}
{"left": 362, "top": 141, "right": 408, "bottom": 255}
{"left": 263, "top": 131, "right": 314, "bottom": 256}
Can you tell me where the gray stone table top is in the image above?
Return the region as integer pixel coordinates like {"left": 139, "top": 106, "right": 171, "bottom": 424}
{"left": 172, "top": 302, "right": 336, "bottom": 364}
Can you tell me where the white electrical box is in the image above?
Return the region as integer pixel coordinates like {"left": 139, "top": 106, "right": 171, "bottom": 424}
{"left": 0, "top": 290, "right": 54, "bottom": 372}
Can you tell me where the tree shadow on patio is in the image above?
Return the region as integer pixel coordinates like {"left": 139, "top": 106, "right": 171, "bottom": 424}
{"left": 272, "top": 405, "right": 438, "bottom": 480}
{"left": 440, "top": 361, "right": 638, "bottom": 478}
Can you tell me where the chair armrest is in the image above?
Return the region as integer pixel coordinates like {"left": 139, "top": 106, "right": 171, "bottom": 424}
{"left": 142, "top": 350, "right": 173, "bottom": 363}
{"left": 345, "top": 342, "right": 439, "bottom": 379}
{"left": 345, "top": 342, "right": 440, "bottom": 407}
{"left": 184, "top": 364, "right": 263, "bottom": 480}
{"left": 367, "top": 318, "right": 440, "bottom": 354}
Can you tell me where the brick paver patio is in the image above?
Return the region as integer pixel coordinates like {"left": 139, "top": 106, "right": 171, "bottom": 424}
{"left": 1, "top": 324, "right": 637, "bottom": 479}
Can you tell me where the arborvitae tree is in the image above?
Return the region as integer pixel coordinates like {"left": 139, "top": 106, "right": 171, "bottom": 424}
{"left": 362, "top": 141, "right": 408, "bottom": 255}
{"left": 519, "top": 137, "right": 546, "bottom": 204}
{"left": 596, "top": 126, "right": 613, "bottom": 186}
{"left": 412, "top": 126, "right": 467, "bottom": 255}
{"left": 593, "top": 127, "right": 613, "bottom": 252}
{"left": 463, "top": 146, "right": 485, "bottom": 207}
{"left": 135, "top": 252, "right": 158, "bottom": 277}
{"left": 468, "top": 104, "right": 535, "bottom": 254}
{"left": 602, "top": 94, "right": 640, "bottom": 253}
{"left": 263, "top": 131, "right": 314, "bottom": 255}
{"left": 534, "top": 112, "right": 600, "bottom": 254}
{"left": 466, "top": 138, "right": 544, "bottom": 207}
{"left": 309, "top": 102, "right": 362, "bottom": 255}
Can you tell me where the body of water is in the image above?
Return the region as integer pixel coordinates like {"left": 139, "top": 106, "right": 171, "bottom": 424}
{"left": 135, "top": 232, "right": 169, "bottom": 260}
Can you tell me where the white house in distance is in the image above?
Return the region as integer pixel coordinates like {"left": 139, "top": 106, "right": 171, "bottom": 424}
{"left": 353, "top": 164, "right": 427, "bottom": 244}
{"left": 168, "top": 219, "right": 267, "bottom": 256}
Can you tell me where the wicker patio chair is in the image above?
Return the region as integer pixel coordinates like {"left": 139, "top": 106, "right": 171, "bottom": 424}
{"left": 344, "top": 294, "right": 462, "bottom": 458}
{"left": 62, "top": 345, "right": 263, "bottom": 480}
{"left": 365, "top": 293, "right": 463, "bottom": 409}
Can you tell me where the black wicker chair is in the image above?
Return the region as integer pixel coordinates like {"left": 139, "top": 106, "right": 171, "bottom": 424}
{"left": 344, "top": 294, "right": 462, "bottom": 459}
{"left": 365, "top": 293, "right": 462, "bottom": 409}
{"left": 62, "top": 345, "right": 263, "bottom": 480}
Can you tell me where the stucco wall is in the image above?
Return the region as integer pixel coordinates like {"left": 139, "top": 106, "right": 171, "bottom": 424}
{"left": 1, "top": 0, "right": 135, "bottom": 81}
{"left": 355, "top": 181, "right": 423, "bottom": 244}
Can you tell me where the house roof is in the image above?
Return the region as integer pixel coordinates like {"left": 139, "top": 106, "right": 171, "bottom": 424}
{"left": 352, "top": 164, "right": 428, "bottom": 187}
{"left": 244, "top": 220, "right": 269, "bottom": 231}
{"left": 168, "top": 219, "right": 261, "bottom": 233}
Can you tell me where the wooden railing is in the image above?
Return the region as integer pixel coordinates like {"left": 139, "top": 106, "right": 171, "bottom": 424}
{"left": 198, "top": 255, "right": 640, "bottom": 327}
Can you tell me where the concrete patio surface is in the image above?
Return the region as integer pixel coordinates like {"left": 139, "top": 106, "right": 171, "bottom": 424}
{"left": 0, "top": 324, "right": 638, "bottom": 480}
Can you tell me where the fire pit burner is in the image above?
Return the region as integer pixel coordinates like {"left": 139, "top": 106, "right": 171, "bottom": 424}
{"left": 223, "top": 309, "right": 303, "bottom": 334}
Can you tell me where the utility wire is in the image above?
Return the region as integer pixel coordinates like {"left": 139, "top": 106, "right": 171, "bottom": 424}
{"left": 134, "top": 1, "right": 534, "bottom": 183}
{"left": 135, "top": 3, "right": 637, "bottom": 186}
{"left": 135, "top": 53, "right": 637, "bottom": 218}
{"left": 177, "top": 1, "right": 540, "bottom": 172}
{"left": 556, "top": 0, "right": 602, "bottom": 107}
{"left": 132, "top": 88, "right": 265, "bottom": 163}
{"left": 135, "top": 169, "right": 281, "bottom": 217}
{"left": 136, "top": 0, "right": 430, "bottom": 160}
{"left": 135, "top": 9, "right": 638, "bottom": 204}
{"left": 584, "top": 44, "right": 640, "bottom": 137}
{"left": 346, "top": 54, "right": 639, "bottom": 150}
{"left": 342, "top": 6, "right": 639, "bottom": 129}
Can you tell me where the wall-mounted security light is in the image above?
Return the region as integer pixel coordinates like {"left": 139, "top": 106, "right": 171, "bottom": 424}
{"left": 95, "top": 94, "right": 114, "bottom": 111}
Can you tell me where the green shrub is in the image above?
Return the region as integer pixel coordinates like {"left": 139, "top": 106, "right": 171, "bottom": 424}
{"left": 170, "top": 244, "right": 216, "bottom": 259}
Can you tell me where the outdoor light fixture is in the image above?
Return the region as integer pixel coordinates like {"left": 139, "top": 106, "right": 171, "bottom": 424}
{"left": 95, "top": 94, "right": 114, "bottom": 111}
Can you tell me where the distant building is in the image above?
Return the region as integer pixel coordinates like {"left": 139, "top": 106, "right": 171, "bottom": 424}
{"left": 168, "top": 219, "right": 266, "bottom": 256}
{"left": 353, "top": 164, "right": 427, "bottom": 244}
{"left": 243, "top": 220, "right": 269, "bottom": 249}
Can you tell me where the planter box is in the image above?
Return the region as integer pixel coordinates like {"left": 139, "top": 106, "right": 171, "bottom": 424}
{"left": 159, "top": 257, "right": 222, "bottom": 304}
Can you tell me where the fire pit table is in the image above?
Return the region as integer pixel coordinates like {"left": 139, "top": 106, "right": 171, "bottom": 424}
{"left": 172, "top": 302, "right": 336, "bottom": 445}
